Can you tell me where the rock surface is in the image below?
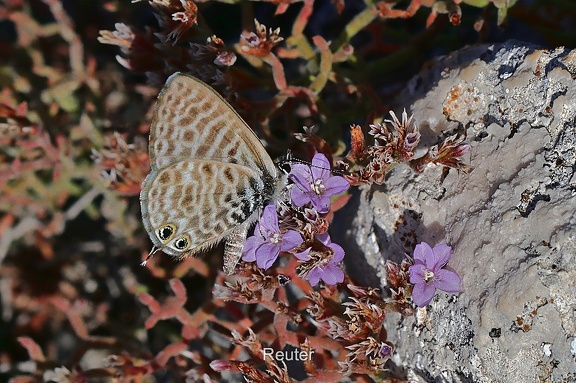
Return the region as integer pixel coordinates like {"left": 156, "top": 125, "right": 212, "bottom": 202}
{"left": 341, "top": 41, "right": 576, "bottom": 382}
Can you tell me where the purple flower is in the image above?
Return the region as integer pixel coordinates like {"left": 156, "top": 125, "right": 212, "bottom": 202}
{"left": 242, "top": 205, "right": 302, "bottom": 270}
{"left": 408, "top": 242, "right": 461, "bottom": 307}
{"left": 289, "top": 153, "right": 349, "bottom": 214}
{"left": 295, "top": 233, "right": 345, "bottom": 286}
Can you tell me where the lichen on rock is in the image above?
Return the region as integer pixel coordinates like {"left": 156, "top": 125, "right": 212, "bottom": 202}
{"left": 341, "top": 41, "right": 576, "bottom": 382}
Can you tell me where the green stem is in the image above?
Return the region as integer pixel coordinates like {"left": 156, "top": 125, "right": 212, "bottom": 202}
{"left": 335, "top": 7, "right": 378, "bottom": 53}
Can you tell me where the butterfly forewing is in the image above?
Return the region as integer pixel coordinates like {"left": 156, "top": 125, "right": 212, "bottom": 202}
{"left": 140, "top": 73, "right": 280, "bottom": 270}
{"left": 149, "top": 73, "right": 276, "bottom": 175}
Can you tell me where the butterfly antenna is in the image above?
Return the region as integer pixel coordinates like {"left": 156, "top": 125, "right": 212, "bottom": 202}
{"left": 277, "top": 152, "right": 350, "bottom": 176}
{"left": 141, "top": 246, "right": 160, "bottom": 266}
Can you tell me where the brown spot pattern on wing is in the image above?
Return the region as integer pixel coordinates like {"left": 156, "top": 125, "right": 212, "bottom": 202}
{"left": 147, "top": 74, "right": 277, "bottom": 180}
{"left": 143, "top": 159, "right": 267, "bottom": 256}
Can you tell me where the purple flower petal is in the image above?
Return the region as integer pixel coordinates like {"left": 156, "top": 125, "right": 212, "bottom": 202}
{"left": 307, "top": 268, "right": 321, "bottom": 286}
{"left": 280, "top": 230, "right": 302, "bottom": 251}
{"left": 311, "top": 153, "right": 330, "bottom": 181}
{"left": 289, "top": 164, "right": 313, "bottom": 186}
{"left": 316, "top": 233, "right": 345, "bottom": 263}
{"left": 290, "top": 187, "right": 310, "bottom": 208}
{"left": 316, "top": 232, "right": 331, "bottom": 245}
{"left": 413, "top": 242, "right": 433, "bottom": 265}
{"left": 434, "top": 269, "right": 462, "bottom": 293}
{"left": 408, "top": 263, "right": 426, "bottom": 284}
{"left": 288, "top": 153, "right": 348, "bottom": 214}
{"left": 242, "top": 233, "right": 262, "bottom": 262}
{"left": 324, "top": 176, "right": 350, "bottom": 195}
{"left": 411, "top": 282, "right": 436, "bottom": 307}
{"left": 310, "top": 194, "right": 330, "bottom": 213}
{"left": 298, "top": 233, "right": 346, "bottom": 286}
{"left": 408, "top": 241, "right": 461, "bottom": 307}
{"left": 294, "top": 248, "right": 311, "bottom": 261}
{"left": 320, "top": 264, "right": 344, "bottom": 285}
{"left": 328, "top": 242, "right": 345, "bottom": 263}
{"left": 242, "top": 204, "right": 301, "bottom": 270}
{"left": 259, "top": 205, "right": 279, "bottom": 232}
{"left": 431, "top": 243, "right": 452, "bottom": 270}
{"left": 255, "top": 242, "right": 280, "bottom": 269}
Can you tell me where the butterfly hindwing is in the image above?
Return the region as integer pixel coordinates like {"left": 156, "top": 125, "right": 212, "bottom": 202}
{"left": 140, "top": 159, "right": 267, "bottom": 257}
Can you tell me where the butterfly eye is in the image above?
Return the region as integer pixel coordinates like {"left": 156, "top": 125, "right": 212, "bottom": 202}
{"left": 157, "top": 224, "right": 176, "bottom": 242}
{"left": 173, "top": 236, "right": 190, "bottom": 251}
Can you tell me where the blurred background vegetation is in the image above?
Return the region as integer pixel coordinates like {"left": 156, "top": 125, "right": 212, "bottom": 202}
{"left": 1, "top": 0, "right": 575, "bottom": 381}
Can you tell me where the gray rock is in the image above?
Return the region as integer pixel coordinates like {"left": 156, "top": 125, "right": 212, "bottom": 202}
{"left": 341, "top": 41, "right": 576, "bottom": 382}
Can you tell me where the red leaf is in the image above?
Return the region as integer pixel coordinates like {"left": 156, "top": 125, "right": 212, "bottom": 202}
{"left": 17, "top": 337, "right": 46, "bottom": 362}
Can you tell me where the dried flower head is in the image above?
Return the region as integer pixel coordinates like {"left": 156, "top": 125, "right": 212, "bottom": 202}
{"left": 97, "top": 23, "right": 135, "bottom": 49}
{"left": 347, "top": 124, "right": 368, "bottom": 162}
{"left": 369, "top": 109, "right": 420, "bottom": 163}
{"left": 313, "top": 316, "right": 349, "bottom": 339}
{"left": 240, "top": 19, "right": 284, "bottom": 57}
{"left": 144, "top": 0, "right": 199, "bottom": 45}
{"left": 410, "top": 132, "right": 470, "bottom": 173}
{"left": 341, "top": 337, "right": 393, "bottom": 375}
{"left": 344, "top": 109, "right": 421, "bottom": 185}
{"left": 212, "top": 280, "right": 261, "bottom": 303}
{"left": 342, "top": 297, "right": 386, "bottom": 332}
{"left": 301, "top": 206, "right": 329, "bottom": 235}
{"left": 231, "top": 328, "right": 262, "bottom": 356}
{"left": 385, "top": 259, "right": 411, "bottom": 290}
{"left": 167, "top": 0, "right": 198, "bottom": 43}
{"left": 346, "top": 337, "right": 390, "bottom": 362}
{"left": 189, "top": 35, "right": 237, "bottom": 67}
{"left": 345, "top": 110, "right": 471, "bottom": 186}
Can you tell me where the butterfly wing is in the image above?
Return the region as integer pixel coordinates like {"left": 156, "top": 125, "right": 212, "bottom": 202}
{"left": 148, "top": 72, "right": 277, "bottom": 178}
{"left": 141, "top": 73, "right": 281, "bottom": 271}
{"left": 140, "top": 159, "right": 270, "bottom": 258}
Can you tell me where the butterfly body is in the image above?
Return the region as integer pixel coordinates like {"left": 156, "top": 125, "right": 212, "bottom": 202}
{"left": 140, "top": 73, "right": 279, "bottom": 271}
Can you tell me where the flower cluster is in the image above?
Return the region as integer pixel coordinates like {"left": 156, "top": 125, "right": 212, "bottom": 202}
{"left": 370, "top": 110, "right": 421, "bottom": 163}
{"left": 157, "top": 0, "right": 199, "bottom": 43}
{"left": 410, "top": 132, "right": 471, "bottom": 173}
{"left": 97, "top": 0, "right": 234, "bottom": 87}
{"left": 189, "top": 35, "right": 238, "bottom": 67}
{"left": 241, "top": 153, "right": 349, "bottom": 286}
{"left": 305, "top": 285, "right": 398, "bottom": 376}
{"left": 97, "top": 23, "right": 135, "bottom": 50}
{"left": 342, "top": 109, "right": 470, "bottom": 186}
{"left": 345, "top": 109, "right": 420, "bottom": 185}
{"left": 91, "top": 133, "right": 150, "bottom": 196}
{"left": 242, "top": 205, "right": 302, "bottom": 270}
{"left": 294, "top": 233, "right": 345, "bottom": 286}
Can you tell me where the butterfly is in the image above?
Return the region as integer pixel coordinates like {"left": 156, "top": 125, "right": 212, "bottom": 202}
{"left": 140, "top": 73, "right": 280, "bottom": 274}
